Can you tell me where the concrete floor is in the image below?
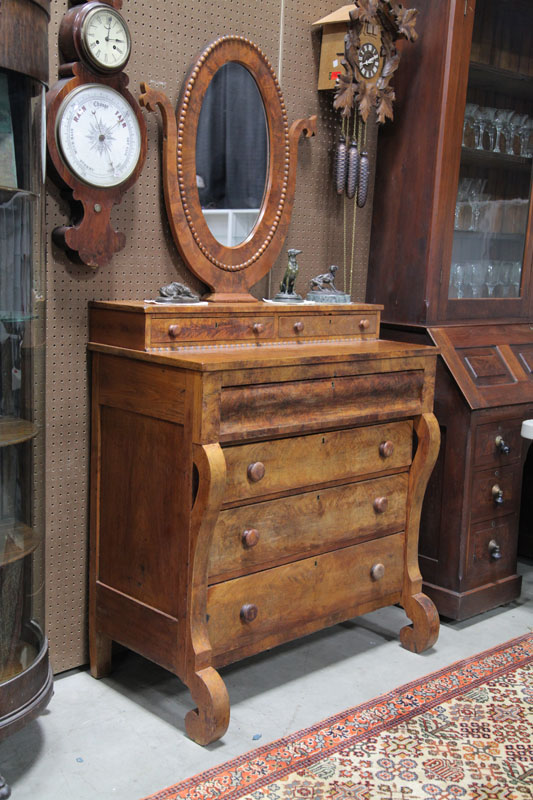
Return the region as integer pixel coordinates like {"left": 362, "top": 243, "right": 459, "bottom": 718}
{"left": 1, "top": 559, "right": 532, "bottom": 800}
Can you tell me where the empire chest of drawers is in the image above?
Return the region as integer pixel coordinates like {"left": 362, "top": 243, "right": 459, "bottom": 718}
{"left": 88, "top": 300, "right": 440, "bottom": 744}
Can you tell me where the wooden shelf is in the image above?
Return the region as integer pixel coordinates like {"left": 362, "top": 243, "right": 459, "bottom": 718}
{"left": 0, "top": 186, "right": 38, "bottom": 202}
{"left": 469, "top": 61, "right": 533, "bottom": 101}
{"left": 453, "top": 230, "right": 525, "bottom": 242}
{"left": 0, "top": 521, "right": 42, "bottom": 566}
{"left": 0, "top": 417, "right": 39, "bottom": 447}
{"left": 461, "top": 147, "right": 532, "bottom": 173}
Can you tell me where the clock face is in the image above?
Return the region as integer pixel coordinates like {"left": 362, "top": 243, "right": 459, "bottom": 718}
{"left": 81, "top": 5, "right": 131, "bottom": 72}
{"left": 56, "top": 84, "right": 142, "bottom": 188}
{"left": 357, "top": 42, "right": 381, "bottom": 80}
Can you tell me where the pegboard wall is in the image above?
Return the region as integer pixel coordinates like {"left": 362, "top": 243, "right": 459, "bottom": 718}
{"left": 45, "top": 0, "right": 379, "bottom": 672}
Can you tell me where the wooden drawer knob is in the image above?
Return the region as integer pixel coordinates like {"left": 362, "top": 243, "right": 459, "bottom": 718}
{"left": 247, "top": 462, "right": 266, "bottom": 482}
{"left": 293, "top": 321, "right": 304, "bottom": 333}
{"left": 359, "top": 318, "right": 370, "bottom": 330}
{"left": 379, "top": 440, "right": 394, "bottom": 458}
{"left": 373, "top": 496, "right": 388, "bottom": 514}
{"left": 370, "top": 563, "right": 385, "bottom": 581}
{"left": 252, "top": 322, "right": 265, "bottom": 334}
{"left": 240, "top": 603, "right": 258, "bottom": 623}
{"left": 168, "top": 324, "right": 179, "bottom": 338}
{"left": 242, "top": 529, "right": 260, "bottom": 548}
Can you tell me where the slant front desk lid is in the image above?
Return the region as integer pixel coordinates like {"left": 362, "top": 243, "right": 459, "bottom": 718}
{"left": 428, "top": 323, "right": 533, "bottom": 411}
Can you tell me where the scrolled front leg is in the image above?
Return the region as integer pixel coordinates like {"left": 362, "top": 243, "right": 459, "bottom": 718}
{"left": 400, "top": 592, "right": 440, "bottom": 654}
{"left": 185, "top": 667, "right": 230, "bottom": 746}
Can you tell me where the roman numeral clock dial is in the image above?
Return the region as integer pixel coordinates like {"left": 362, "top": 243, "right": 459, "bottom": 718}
{"left": 47, "top": 1, "right": 146, "bottom": 267}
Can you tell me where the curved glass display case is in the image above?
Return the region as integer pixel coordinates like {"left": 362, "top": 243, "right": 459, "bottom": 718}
{"left": 0, "top": 1, "right": 51, "bottom": 795}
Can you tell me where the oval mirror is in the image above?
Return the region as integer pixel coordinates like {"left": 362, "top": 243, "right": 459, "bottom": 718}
{"left": 140, "top": 36, "right": 316, "bottom": 301}
{"left": 195, "top": 62, "right": 268, "bottom": 247}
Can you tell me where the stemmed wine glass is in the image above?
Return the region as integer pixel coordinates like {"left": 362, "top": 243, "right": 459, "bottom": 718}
{"left": 492, "top": 109, "right": 509, "bottom": 153}
{"left": 449, "top": 263, "right": 466, "bottom": 299}
{"left": 462, "top": 103, "right": 479, "bottom": 148}
{"left": 469, "top": 262, "right": 486, "bottom": 298}
{"left": 473, "top": 107, "right": 490, "bottom": 150}
{"left": 454, "top": 177, "right": 472, "bottom": 229}
{"left": 509, "top": 262, "right": 522, "bottom": 297}
{"left": 503, "top": 111, "right": 520, "bottom": 155}
{"left": 466, "top": 178, "right": 487, "bottom": 231}
{"left": 484, "top": 107, "right": 498, "bottom": 151}
{"left": 518, "top": 117, "right": 533, "bottom": 157}
{"left": 485, "top": 262, "right": 499, "bottom": 297}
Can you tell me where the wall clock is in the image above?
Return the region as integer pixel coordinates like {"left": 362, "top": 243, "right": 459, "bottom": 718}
{"left": 47, "top": 0, "right": 146, "bottom": 267}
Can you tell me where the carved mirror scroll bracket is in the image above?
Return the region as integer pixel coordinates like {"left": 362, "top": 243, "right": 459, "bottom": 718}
{"left": 140, "top": 36, "right": 316, "bottom": 301}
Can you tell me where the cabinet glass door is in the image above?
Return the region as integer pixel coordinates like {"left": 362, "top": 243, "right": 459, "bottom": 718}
{"left": 448, "top": 0, "right": 532, "bottom": 308}
{"left": 0, "top": 68, "right": 46, "bottom": 687}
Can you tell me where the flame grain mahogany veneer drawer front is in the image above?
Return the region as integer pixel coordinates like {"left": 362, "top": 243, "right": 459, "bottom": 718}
{"left": 473, "top": 421, "right": 522, "bottom": 468}
{"left": 470, "top": 463, "right": 522, "bottom": 523}
{"left": 222, "top": 421, "right": 413, "bottom": 504}
{"left": 208, "top": 472, "right": 409, "bottom": 582}
{"left": 278, "top": 313, "right": 378, "bottom": 338}
{"left": 220, "top": 370, "right": 426, "bottom": 439}
{"left": 207, "top": 533, "right": 405, "bottom": 660}
{"left": 150, "top": 315, "right": 276, "bottom": 344}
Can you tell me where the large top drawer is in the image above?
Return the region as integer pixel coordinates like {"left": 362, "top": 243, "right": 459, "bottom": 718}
{"left": 223, "top": 420, "right": 413, "bottom": 504}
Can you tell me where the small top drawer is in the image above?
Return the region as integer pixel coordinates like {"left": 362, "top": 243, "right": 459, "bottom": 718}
{"left": 278, "top": 313, "right": 378, "bottom": 339}
{"left": 474, "top": 421, "right": 522, "bottom": 467}
{"left": 223, "top": 420, "right": 413, "bottom": 504}
{"left": 150, "top": 315, "right": 275, "bottom": 344}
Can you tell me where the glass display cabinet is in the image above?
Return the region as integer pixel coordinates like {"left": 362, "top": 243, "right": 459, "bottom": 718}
{"left": 367, "top": 0, "right": 533, "bottom": 619}
{"left": 0, "top": 1, "right": 52, "bottom": 795}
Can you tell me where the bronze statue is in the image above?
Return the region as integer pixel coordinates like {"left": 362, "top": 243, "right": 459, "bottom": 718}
{"left": 309, "top": 264, "right": 342, "bottom": 293}
{"left": 156, "top": 281, "right": 200, "bottom": 303}
{"left": 306, "top": 264, "right": 351, "bottom": 304}
{"left": 273, "top": 248, "right": 304, "bottom": 302}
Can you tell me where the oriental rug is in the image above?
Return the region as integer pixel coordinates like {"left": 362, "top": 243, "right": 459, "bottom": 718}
{"left": 142, "top": 632, "right": 533, "bottom": 800}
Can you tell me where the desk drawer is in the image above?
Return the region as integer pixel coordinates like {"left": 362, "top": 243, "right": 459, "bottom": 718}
{"left": 278, "top": 312, "right": 378, "bottom": 339}
{"left": 470, "top": 463, "right": 522, "bottom": 523}
{"left": 150, "top": 315, "right": 275, "bottom": 344}
{"left": 223, "top": 421, "right": 413, "bottom": 503}
{"left": 209, "top": 472, "right": 408, "bottom": 582}
{"left": 474, "top": 421, "right": 521, "bottom": 468}
{"left": 207, "top": 533, "right": 404, "bottom": 659}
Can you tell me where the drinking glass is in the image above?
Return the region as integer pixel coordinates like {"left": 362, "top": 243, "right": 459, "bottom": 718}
{"left": 485, "top": 262, "right": 499, "bottom": 297}
{"left": 462, "top": 103, "right": 479, "bottom": 148}
{"left": 454, "top": 177, "right": 472, "bottom": 229}
{"left": 492, "top": 110, "right": 508, "bottom": 153}
{"left": 473, "top": 107, "right": 489, "bottom": 150}
{"left": 466, "top": 178, "right": 487, "bottom": 231}
{"left": 518, "top": 117, "right": 533, "bottom": 158}
{"left": 509, "top": 262, "right": 522, "bottom": 297}
{"left": 449, "top": 263, "right": 466, "bottom": 299}
{"left": 503, "top": 112, "right": 520, "bottom": 155}
{"left": 469, "top": 261, "right": 486, "bottom": 298}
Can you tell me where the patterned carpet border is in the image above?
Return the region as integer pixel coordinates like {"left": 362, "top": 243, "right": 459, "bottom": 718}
{"left": 141, "top": 632, "right": 533, "bottom": 800}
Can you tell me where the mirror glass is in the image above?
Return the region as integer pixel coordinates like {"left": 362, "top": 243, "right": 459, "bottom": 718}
{"left": 195, "top": 62, "right": 268, "bottom": 247}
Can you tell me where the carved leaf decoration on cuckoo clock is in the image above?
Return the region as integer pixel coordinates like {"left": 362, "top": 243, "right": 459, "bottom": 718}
{"left": 376, "top": 84, "right": 395, "bottom": 123}
{"left": 349, "top": 0, "right": 379, "bottom": 22}
{"left": 333, "top": 61, "right": 357, "bottom": 117}
{"left": 393, "top": 5, "right": 419, "bottom": 41}
{"left": 356, "top": 82, "right": 378, "bottom": 121}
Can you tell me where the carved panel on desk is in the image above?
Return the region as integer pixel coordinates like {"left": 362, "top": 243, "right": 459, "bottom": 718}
{"left": 220, "top": 370, "right": 425, "bottom": 440}
{"left": 511, "top": 343, "right": 533, "bottom": 377}
{"left": 223, "top": 422, "right": 413, "bottom": 504}
{"left": 209, "top": 473, "right": 408, "bottom": 582}
{"left": 98, "top": 406, "right": 188, "bottom": 615}
{"left": 459, "top": 346, "right": 515, "bottom": 387}
{"left": 207, "top": 533, "right": 405, "bottom": 663}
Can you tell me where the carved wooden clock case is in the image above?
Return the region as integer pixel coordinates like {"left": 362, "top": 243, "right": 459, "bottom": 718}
{"left": 88, "top": 36, "right": 441, "bottom": 744}
{"left": 367, "top": 0, "right": 533, "bottom": 619}
{"left": 46, "top": 0, "right": 147, "bottom": 267}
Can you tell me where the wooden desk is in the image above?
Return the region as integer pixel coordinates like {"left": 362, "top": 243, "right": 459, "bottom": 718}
{"left": 88, "top": 301, "right": 440, "bottom": 744}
